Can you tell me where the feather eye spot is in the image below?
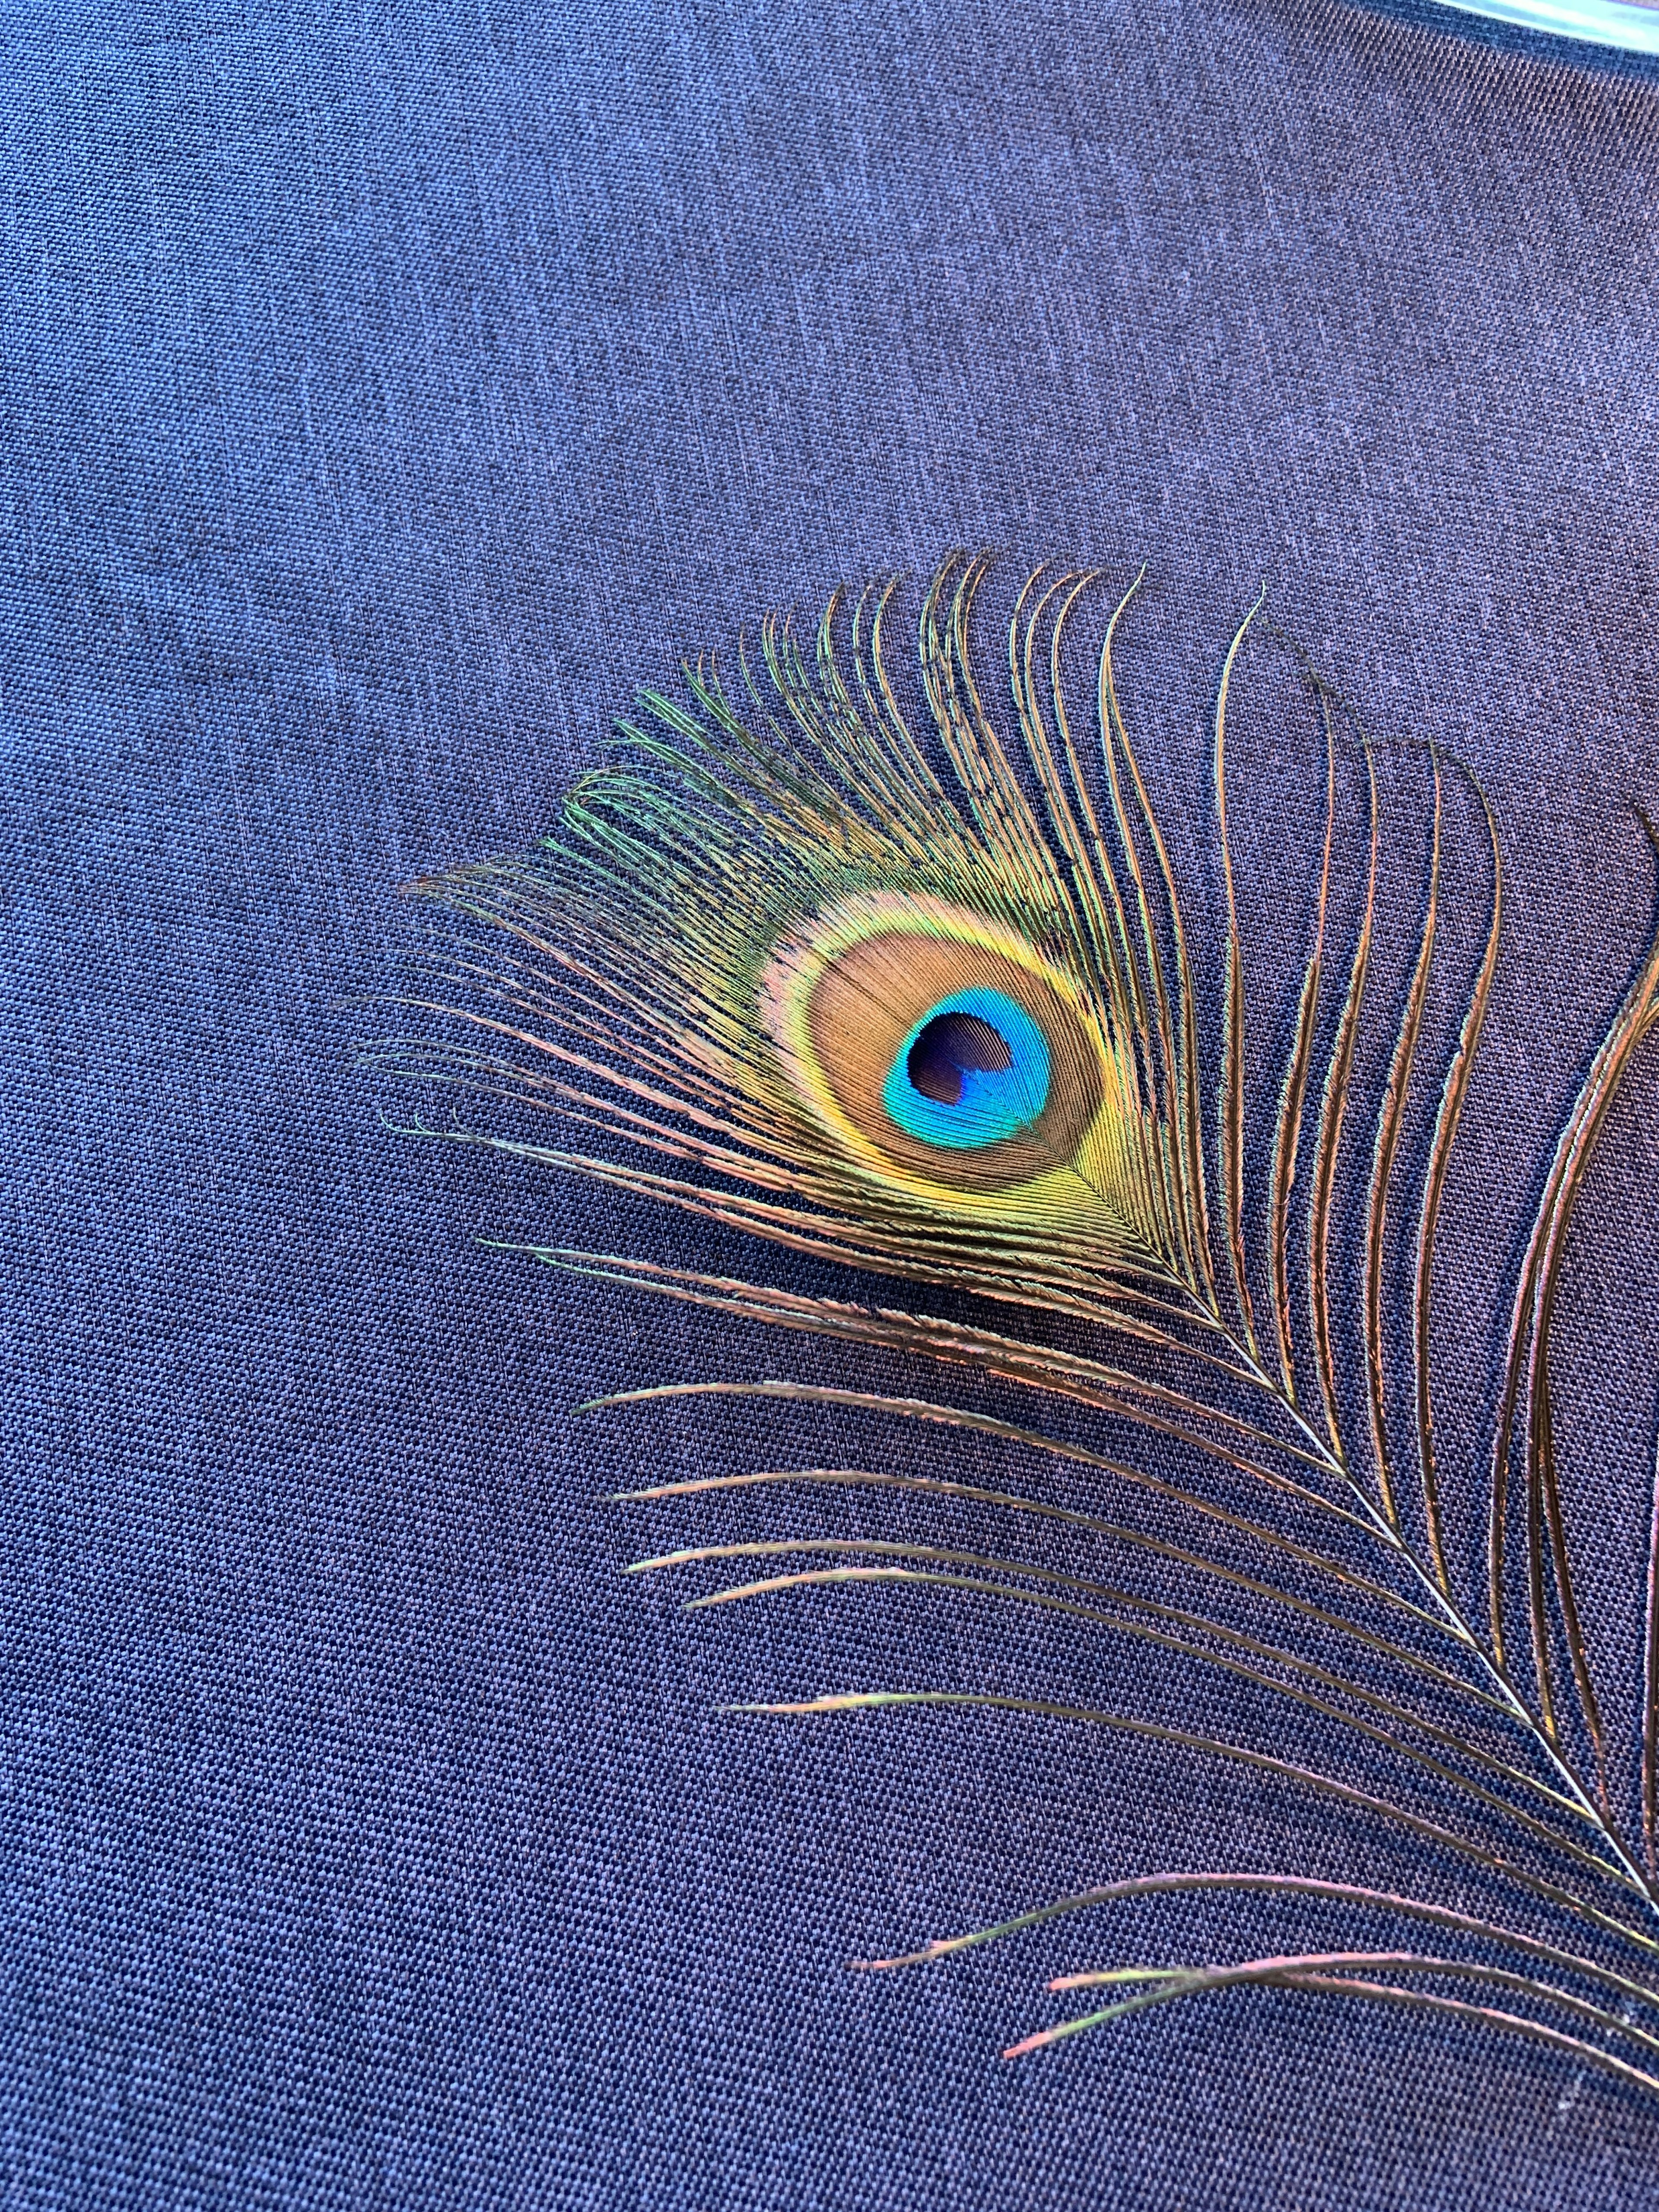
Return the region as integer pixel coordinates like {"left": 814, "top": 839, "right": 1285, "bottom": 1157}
{"left": 759, "top": 894, "right": 1141, "bottom": 1216}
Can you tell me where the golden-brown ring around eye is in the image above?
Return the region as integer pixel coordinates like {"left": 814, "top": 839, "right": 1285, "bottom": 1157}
{"left": 804, "top": 931, "right": 1105, "bottom": 1192}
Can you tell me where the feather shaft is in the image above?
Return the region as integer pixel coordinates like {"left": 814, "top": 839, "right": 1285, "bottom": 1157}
{"left": 1267, "top": 687, "right": 1337, "bottom": 1407}
{"left": 1308, "top": 744, "right": 1379, "bottom": 1469}
{"left": 1491, "top": 820, "right": 1659, "bottom": 1769}
{"left": 1011, "top": 1956, "right": 1659, "bottom": 2089}
{"left": 1363, "top": 750, "right": 1441, "bottom": 1536}
{"left": 588, "top": 1379, "right": 1465, "bottom": 1634}
{"left": 1097, "top": 576, "right": 1215, "bottom": 1304}
{"left": 1414, "top": 774, "right": 1502, "bottom": 1603}
{"left": 618, "top": 1468, "right": 1514, "bottom": 1717}
{"left": 1213, "top": 593, "right": 1266, "bottom": 1359}
{"left": 738, "top": 1689, "right": 1659, "bottom": 1957}
{"left": 853, "top": 1872, "right": 1659, "bottom": 2015}
{"left": 688, "top": 1562, "right": 1634, "bottom": 1880}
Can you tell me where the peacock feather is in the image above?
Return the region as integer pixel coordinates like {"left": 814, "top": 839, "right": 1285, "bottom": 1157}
{"left": 374, "top": 553, "right": 1659, "bottom": 2104}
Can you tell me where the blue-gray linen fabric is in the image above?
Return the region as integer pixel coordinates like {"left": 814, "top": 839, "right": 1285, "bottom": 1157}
{"left": 4, "top": 0, "right": 1659, "bottom": 2203}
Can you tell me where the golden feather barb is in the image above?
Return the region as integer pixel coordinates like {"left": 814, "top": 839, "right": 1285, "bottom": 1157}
{"left": 373, "top": 555, "right": 1659, "bottom": 2104}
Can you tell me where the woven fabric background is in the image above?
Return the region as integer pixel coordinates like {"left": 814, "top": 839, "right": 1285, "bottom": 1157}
{"left": 6, "top": 0, "right": 1659, "bottom": 2203}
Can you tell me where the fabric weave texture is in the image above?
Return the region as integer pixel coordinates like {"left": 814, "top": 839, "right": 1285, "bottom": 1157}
{"left": 4, "top": 0, "right": 1659, "bottom": 2203}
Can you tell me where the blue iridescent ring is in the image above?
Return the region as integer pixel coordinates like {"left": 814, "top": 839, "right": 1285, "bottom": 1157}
{"left": 882, "top": 987, "right": 1051, "bottom": 1150}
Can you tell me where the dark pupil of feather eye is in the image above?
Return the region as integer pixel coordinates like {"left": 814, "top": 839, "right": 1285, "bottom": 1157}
{"left": 906, "top": 1011, "right": 1015, "bottom": 1106}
